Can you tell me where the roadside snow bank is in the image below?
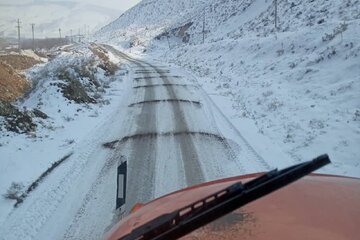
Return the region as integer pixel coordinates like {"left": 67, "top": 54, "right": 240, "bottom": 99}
{"left": 0, "top": 44, "right": 127, "bottom": 223}
{"left": 160, "top": 19, "right": 360, "bottom": 177}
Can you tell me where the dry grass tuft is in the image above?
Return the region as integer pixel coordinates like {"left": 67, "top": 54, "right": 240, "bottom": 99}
{"left": 0, "top": 61, "right": 30, "bottom": 102}
{"left": 89, "top": 45, "right": 118, "bottom": 76}
{"left": 0, "top": 54, "right": 41, "bottom": 71}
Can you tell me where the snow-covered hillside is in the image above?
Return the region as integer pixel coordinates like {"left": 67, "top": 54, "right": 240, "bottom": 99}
{"left": 0, "top": 1, "right": 359, "bottom": 238}
{"left": 0, "top": 1, "right": 121, "bottom": 38}
{"left": 0, "top": 44, "right": 127, "bottom": 225}
{"left": 95, "top": 0, "right": 207, "bottom": 47}
{"left": 97, "top": 0, "right": 360, "bottom": 177}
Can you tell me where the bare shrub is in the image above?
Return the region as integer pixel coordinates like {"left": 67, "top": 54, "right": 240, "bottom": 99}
{"left": 322, "top": 22, "right": 348, "bottom": 42}
{"left": 353, "top": 110, "right": 360, "bottom": 121}
{"left": 262, "top": 91, "right": 273, "bottom": 97}
{"left": 276, "top": 49, "right": 284, "bottom": 56}
{"left": 309, "top": 119, "right": 325, "bottom": 129}
{"left": 3, "top": 182, "right": 25, "bottom": 203}
{"left": 267, "top": 99, "right": 284, "bottom": 111}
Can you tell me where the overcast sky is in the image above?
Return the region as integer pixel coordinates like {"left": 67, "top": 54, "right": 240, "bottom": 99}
{"left": 0, "top": 0, "right": 141, "bottom": 11}
{"left": 66, "top": 0, "right": 141, "bottom": 11}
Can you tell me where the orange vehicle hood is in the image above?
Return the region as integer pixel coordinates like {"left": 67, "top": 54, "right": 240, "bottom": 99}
{"left": 105, "top": 174, "right": 360, "bottom": 240}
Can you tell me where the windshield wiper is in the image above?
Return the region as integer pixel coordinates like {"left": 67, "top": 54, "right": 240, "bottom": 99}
{"left": 120, "top": 154, "right": 330, "bottom": 240}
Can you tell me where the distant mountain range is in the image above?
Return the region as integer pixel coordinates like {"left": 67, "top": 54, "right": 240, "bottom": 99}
{"left": 0, "top": 1, "right": 121, "bottom": 39}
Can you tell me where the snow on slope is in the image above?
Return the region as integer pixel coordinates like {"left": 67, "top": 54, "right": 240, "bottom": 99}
{"left": 97, "top": 0, "right": 360, "bottom": 177}
{"left": 0, "top": 45, "right": 127, "bottom": 226}
{"left": 95, "top": 0, "right": 270, "bottom": 47}
{"left": 95, "top": 0, "right": 207, "bottom": 47}
{"left": 0, "top": 1, "right": 120, "bottom": 38}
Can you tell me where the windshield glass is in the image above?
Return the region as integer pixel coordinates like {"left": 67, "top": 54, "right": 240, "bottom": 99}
{"left": 0, "top": 1, "right": 359, "bottom": 239}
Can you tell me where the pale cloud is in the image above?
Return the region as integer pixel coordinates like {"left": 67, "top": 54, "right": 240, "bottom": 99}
{"left": 0, "top": 0, "right": 141, "bottom": 11}
{"left": 0, "top": 0, "right": 141, "bottom": 38}
{"left": 75, "top": 0, "right": 141, "bottom": 11}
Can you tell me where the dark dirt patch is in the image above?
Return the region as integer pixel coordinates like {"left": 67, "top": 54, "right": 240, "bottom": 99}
{"left": 4, "top": 106, "right": 37, "bottom": 133}
{"left": 57, "top": 71, "right": 96, "bottom": 104}
{"left": 73, "top": 59, "right": 102, "bottom": 88}
{"left": 0, "top": 101, "right": 36, "bottom": 134}
{"left": 98, "top": 61, "right": 118, "bottom": 76}
{"left": 32, "top": 108, "right": 48, "bottom": 119}
{"left": 0, "top": 101, "right": 21, "bottom": 116}
{"left": 4, "top": 113, "right": 36, "bottom": 134}
{"left": 0, "top": 101, "right": 49, "bottom": 134}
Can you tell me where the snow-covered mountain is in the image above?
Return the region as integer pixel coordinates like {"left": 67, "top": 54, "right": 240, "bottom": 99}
{"left": 96, "top": 0, "right": 360, "bottom": 176}
{"left": 0, "top": 1, "right": 121, "bottom": 39}
{"left": 95, "top": 0, "right": 206, "bottom": 47}
{"left": 96, "top": 0, "right": 359, "bottom": 48}
{"left": 0, "top": 1, "right": 359, "bottom": 239}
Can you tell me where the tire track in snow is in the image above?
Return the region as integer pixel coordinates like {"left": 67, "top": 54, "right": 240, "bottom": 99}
{"left": 153, "top": 67, "right": 205, "bottom": 186}
{"left": 0, "top": 131, "right": 108, "bottom": 240}
{"left": 114, "top": 50, "right": 208, "bottom": 186}
{"left": 104, "top": 46, "right": 206, "bottom": 204}
{"left": 104, "top": 45, "right": 271, "bottom": 212}
{"left": 62, "top": 151, "right": 118, "bottom": 240}
{"left": 124, "top": 63, "right": 159, "bottom": 212}
{"left": 107, "top": 47, "right": 240, "bottom": 184}
{"left": 112, "top": 56, "right": 160, "bottom": 213}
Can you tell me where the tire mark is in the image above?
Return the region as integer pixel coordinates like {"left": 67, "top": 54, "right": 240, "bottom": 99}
{"left": 124, "top": 61, "right": 158, "bottom": 213}
{"left": 153, "top": 66, "right": 205, "bottom": 186}
{"left": 128, "top": 99, "right": 201, "bottom": 107}
{"left": 133, "top": 83, "right": 194, "bottom": 89}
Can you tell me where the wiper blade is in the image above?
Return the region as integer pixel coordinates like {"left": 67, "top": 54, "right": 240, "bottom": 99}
{"left": 120, "top": 154, "right": 330, "bottom": 240}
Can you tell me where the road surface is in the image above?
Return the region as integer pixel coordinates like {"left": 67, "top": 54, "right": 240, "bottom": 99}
{"left": 0, "top": 46, "right": 274, "bottom": 240}
{"left": 102, "top": 45, "right": 272, "bottom": 213}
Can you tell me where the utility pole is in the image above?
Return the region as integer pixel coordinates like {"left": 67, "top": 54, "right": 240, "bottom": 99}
{"left": 78, "top": 28, "right": 81, "bottom": 42}
{"left": 59, "top": 28, "right": 62, "bottom": 38}
{"left": 274, "top": 0, "right": 278, "bottom": 30}
{"left": 31, "top": 23, "right": 35, "bottom": 50}
{"left": 202, "top": 9, "right": 206, "bottom": 44}
{"left": 16, "top": 19, "right": 21, "bottom": 52}
{"left": 166, "top": 35, "right": 171, "bottom": 50}
{"left": 70, "top": 29, "right": 73, "bottom": 43}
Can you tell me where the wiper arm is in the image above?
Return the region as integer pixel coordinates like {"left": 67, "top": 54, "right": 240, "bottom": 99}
{"left": 120, "top": 154, "right": 330, "bottom": 240}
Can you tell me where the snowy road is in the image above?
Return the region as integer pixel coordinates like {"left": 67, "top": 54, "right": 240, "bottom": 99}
{"left": 103, "top": 45, "right": 273, "bottom": 213}
{"left": 0, "top": 46, "right": 281, "bottom": 240}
